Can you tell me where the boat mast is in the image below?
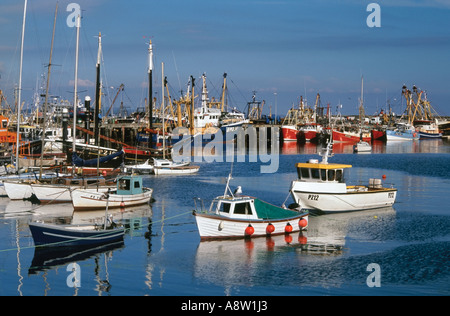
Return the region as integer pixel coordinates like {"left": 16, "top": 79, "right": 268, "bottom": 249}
{"left": 148, "top": 40, "right": 153, "bottom": 129}
{"left": 190, "top": 76, "right": 195, "bottom": 135}
{"left": 39, "top": 2, "right": 58, "bottom": 180}
{"left": 72, "top": 14, "right": 81, "bottom": 166}
{"left": 161, "top": 62, "right": 165, "bottom": 159}
{"left": 94, "top": 33, "right": 102, "bottom": 147}
{"left": 15, "top": 0, "right": 28, "bottom": 172}
{"left": 220, "top": 73, "right": 227, "bottom": 112}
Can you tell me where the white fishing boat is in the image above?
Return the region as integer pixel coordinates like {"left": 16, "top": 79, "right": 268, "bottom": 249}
{"left": 193, "top": 174, "right": 309, "bottom": 240}
{"left": 290, "top": 141, "right": 397, "bottom": 213}
{"left": 153, "top": 158, "right": 199, "bottom": 175}
{"left": 71, "top": 175, "right": 153, "bottom": 211}
{"left": 386, "top": 122, "right": 419, "bottom": 141}
{"left": 353, "top": 140, "right": 372, "bottom": 153}
{"left": 31, "top": 177, "right": 114, "bottom": 204}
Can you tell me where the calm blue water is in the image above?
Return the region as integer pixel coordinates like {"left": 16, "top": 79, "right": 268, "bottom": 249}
{"left": 0, "top": 139, "right": 449, "bottom": 297}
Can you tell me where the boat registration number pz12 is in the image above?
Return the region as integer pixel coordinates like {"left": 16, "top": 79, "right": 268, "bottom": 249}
{"left": 308, "top": 194, "right": 319, "bottom": 201}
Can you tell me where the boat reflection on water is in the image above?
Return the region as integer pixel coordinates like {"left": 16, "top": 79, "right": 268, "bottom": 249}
{"left": 305, "top": 207, "right": 396, "bottom": 253}
{"left": 29, "top": 240, "right": 124, "bottom": 275}
{"left": 193, "top": 207, "right": 395, "bottom": 290}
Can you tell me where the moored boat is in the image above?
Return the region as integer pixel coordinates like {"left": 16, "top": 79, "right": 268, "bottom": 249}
{"left": 193, "top": 174, "right": 309, "bottom": 240}
{"left": 71, "top": 175, "right": 153, "bottom": 211}
{"left": 29, "top": 221, "right": 125, "bottom": 247}
{"left": 332, "top": 129, "right": 371, "bottom": 143}
{"left": 31, "top": 176, "right": 114, "bottom": 204}
{"left": 153, "top": 158, "right": 199, "bottom": 175}
{"left": 290, "top": 141, "right": 397, "bottom": 213}
{"left": 353, "top": 140, "right": 372, "bottom": 153}
{"left": 386, "top": 122, "right": 419, "bottom": 141}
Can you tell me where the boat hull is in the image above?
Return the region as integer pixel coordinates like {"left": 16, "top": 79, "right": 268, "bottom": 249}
{"left": 71, "top": 188, "right": 153, "bottom": 211}
{"left": 29, "top": 222, "right": 125, "bottom": 247}
{"left": 31, "top": 184, "right": 113, "bottom": 203}
{"left": 291, "top": 187, "right": 397, "bottom": 213}
{"left": 386, "top": 129, "right": 419, "bottom": 141}
{"left": 332, "top": 130, "right": 371, "bottom": 143}
{"left": 193, "top": 212, "right": 308, "bottom": 241}
{"left": 281, "top": 125, "right": 298, "bottom": 141}
{"left": 418, "top": 131, "right": 442, "bottom": 139}
{"left": 153, "top": 165, "right": 199, "bottom": 175}
{"left": 4, "top": 181, "right": 34, "bottom": 200}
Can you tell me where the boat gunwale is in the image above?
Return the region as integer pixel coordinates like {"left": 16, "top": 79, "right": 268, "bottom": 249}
{"left": 193, "top": 211, "right": 308, "bottom": 223}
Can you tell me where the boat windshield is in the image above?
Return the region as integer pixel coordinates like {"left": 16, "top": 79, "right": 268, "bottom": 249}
{"left": 233, "top": 202, "right": 252, "bottom": 215}
{"left": 298, "top": 167, "right": 344, "bottom": 182}
{"left": 219, "top": 202, "right": 231, "bottom": 213}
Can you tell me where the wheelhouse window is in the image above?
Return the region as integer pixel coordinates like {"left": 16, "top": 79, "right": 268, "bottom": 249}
{"left": 328, "top": 169, "right": 336, "bottom": 181}
{"left": 336, "top": 170, "right": 343, "bottom": 182}
{"left": 298, "top": 167, "right": 310, "bottom": 179}
{"left": 219, "top": 202, "right": 231, "bottom": 213}
{"left": 311, "top": 168, "right": 320, "bottom": 180}
{"left": 321, "top": 169, "right": 327, "bottom": 181}
{"left": 234, "top": 202, "right": 252, "bottom": 215}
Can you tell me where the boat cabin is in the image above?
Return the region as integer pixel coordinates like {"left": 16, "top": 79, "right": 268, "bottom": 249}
{"left": 211, "top": 197, "right": 259, "bottom": 220}
{"left": 117, "top": 176, "right": 143, "bottom": 195}
{"left": 296, "top": 160, "right": 352, "bottom": 183}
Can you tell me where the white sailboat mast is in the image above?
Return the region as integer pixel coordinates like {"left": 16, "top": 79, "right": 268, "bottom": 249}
{"left": 72, "top": 14, "right": 81, "bottom": 159}
{"left": 15, "top": 0, "right": 28, "bottom": 172}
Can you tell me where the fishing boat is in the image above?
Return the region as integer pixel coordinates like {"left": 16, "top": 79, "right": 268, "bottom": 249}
{"left": 193, "top": 174, "right": 309, "bottom": 240}
{"left": 30, "top": 176, "right": 114, "bottom": 203}
{"left": 71, "top": 175, "right": 153, "bottom": 211}
{"left": 153, "top": 158, "right": 199, "bottom": 175}
{"left": 281, "top": 108, "right": 300, "bottom": 142}
{"left": 353, "top": 140, "right": 372, "bottom": 153}
{"left": 298, "top": 123, "right": 322, "bottom": 142}
{"left": 289, "top": 141, "right": 397, "bottom": 213}
{"left": 414, "top": 120, "right": 442, "bottom": 139}
{"left": 386, "top": 122, "right": 419, "bottom": 141}
{"left": 332, "top": 129, "right": 371, "bottom": 143}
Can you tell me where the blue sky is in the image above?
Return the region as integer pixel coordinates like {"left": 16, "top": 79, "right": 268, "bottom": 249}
{"left": 1, "top": 0, "right": 450, "bottom": 117}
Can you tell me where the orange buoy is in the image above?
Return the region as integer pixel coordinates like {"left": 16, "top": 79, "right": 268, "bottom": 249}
{"left": 284, "top": 234, "right": 293, "bottom": 244}
{"left": 266, "top": 223, "right": 275, "bottom": 234}
{"left": 298, "top": 235, "right": 307, "bottom": 245}
{"left": 382, "top": 174, "right": 386, "bottom": 179}
{"left": 245, "top": 224, "right": 255, "bottom": 237}
{"left": 285, "top": 223, "right": 293, "bottom": 233}
{"left": 299, "top": 218, "right": 308, "bottom": 228}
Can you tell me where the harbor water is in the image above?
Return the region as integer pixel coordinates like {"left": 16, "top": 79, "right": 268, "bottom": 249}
{"left": 0, "top": 139, "right": 449, "bottom": 296}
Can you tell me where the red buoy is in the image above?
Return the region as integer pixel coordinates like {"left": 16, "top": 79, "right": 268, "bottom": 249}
{"left": 285, "top": 223, "right": 293, "bottom": 233}
{"left": 266, "top": 223, "right": 275, "bottom": 234}
{"left": 298, "top": 235, "right": 307, "bottom": 245}
{"left": 245, "top": 224, "right": 255, "bottom": 236}
{"left": 382, "top": 174, "right": 386, "bottom": 179}
{"left": 299, "top": 218, "right": 308, "bottom": 228}
{"left": 120, "top": 201, "right": 125, "bottom": 208}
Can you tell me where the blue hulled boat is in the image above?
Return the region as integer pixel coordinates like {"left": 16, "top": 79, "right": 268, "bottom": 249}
{"left": 29, "top": 221, "right": 125, "bottom": 247}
